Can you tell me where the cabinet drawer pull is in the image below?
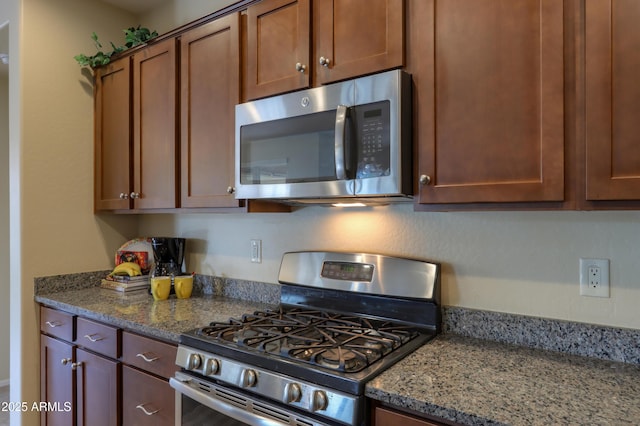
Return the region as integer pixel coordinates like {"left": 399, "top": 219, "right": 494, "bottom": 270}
{"left": 136, "top": 404, "right": 159, "bottom": 416}
{"left": 71, "top": 362, "right": 83, "bottom": 371}
{"left": 136, "top": 352, "right": 159, "bottom": 363}
{"left": 83, "top": 334, "right": 104, "bottom": 343}
{"left": 46, "top": 321, "right": 62, "bottom": 328}
{"left": 61, "top": 358, "right": 72, "bottom": 366}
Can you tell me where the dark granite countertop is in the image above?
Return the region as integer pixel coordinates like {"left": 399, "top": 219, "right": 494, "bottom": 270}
{"left": 35, "top": 273, "right": 640, "bottom": 425}
{"left": 366, "top": 334, "right": 640, "bottom": 425}
{"left": 35, "top": 286, "right": 276, "bottom": 343}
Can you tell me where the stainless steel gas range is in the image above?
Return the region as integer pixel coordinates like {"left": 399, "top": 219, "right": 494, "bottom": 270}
{"left": 170, "top": 251, "right": 441, "bottom": 426}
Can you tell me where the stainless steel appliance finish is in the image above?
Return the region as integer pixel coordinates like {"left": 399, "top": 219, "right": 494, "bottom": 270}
{"left": 234, "top": 70, "right": 413, "bottom": 205}
{"left": 171, "top": 251, "right": 440, "bottom": 426}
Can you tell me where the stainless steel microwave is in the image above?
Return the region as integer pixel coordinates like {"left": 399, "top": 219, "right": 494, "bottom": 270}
{"left": 234, "top": 70, "right": 412, "bottom": 205}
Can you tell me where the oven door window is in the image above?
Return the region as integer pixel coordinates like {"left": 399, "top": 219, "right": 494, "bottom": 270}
{"left": 182, "top": 393, "right": 247, "bottom": 426}
{"left": 239, "top": 110, "right": 354, "bottom": 184}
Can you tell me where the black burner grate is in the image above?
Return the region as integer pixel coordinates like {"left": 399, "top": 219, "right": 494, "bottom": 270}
{"left": 196, "top": 307, "right": 420, "bottom": 373}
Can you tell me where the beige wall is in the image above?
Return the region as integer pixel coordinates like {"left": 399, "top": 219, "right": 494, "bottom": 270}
{"left": 142, "top": 0, "right": 237, "bottom": 33}
{"left": 14, "top": 0, "right": 138, "bottom": 423}
{"left": 0, "top": 31, "right": 9, "bottom": 385}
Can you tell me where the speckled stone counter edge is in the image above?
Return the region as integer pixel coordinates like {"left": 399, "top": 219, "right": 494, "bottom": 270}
{"left": 34, "top": 271, "right": 281, "bottom": 305}
{"left": 34, "top": 272, "right": 639, "bottom": 365}
{"left": 443, "top": 306, "right": 640, "bottom": 365}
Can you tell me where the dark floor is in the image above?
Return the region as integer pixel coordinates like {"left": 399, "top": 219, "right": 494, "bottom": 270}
{"left": 0, "top": 386, "right": 8, "bottom": 426}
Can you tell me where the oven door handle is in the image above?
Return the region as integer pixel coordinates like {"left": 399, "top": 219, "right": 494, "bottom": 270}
{"left": 169, "top": 376, "right": 284, "bottom": 426}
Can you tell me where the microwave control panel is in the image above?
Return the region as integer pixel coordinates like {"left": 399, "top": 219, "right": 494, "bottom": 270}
{"left": 355, "top": 100, "right": 391, "bottom": 178}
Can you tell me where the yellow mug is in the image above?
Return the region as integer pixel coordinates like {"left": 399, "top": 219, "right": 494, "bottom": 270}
{"left": 174, "top": 275, "right": 193, "bottom": 299}
{"left": 150, "top": 276, "right": 171, "bottom": 301}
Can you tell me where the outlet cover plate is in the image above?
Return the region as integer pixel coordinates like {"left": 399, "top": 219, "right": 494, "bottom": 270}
{"left": 579, "top": 258, "right": 610, "bottom": 298}
{"left": 250, "top": 239, "right": 262, "bottom": 263}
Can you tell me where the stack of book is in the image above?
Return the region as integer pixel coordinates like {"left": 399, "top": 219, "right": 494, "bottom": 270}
{"left": 100, "top": 275, "right": 150, "bottom": 293}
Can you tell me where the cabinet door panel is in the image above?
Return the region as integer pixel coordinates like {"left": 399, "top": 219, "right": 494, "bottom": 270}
{"left": 122, "top": 366, "right": 175, "bottom": 426}
{"left": 181, "top": 13, "right": 241, "bottom": 207}
{"left": 94, "top": 57, "right": 131, "bottom": 211}
{"left": 314, "top": 0, "right": 404, "bottom": 84}
{"left": 133, "top": 38, "right": 178, "bottom": 209}
{"left": 417, "top": 0, "right": 564, "bottom": 204}
{"left": 76, "top": 348, "right": 120, "bottom": 426}
{"left": 585, "top": 0, "right": 640, "bottom": 200}
{"left": 246, "top": 0, "right": 310, "bottom": 100}
{"left": 374, "top": 406, "right": 443, "bottom": 426}
{"left": 40, "top": 335, "right": 75, "bottom": 426}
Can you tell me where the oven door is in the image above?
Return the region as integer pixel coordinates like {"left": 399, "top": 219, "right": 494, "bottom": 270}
{"left": 171, "top": 371, "right": 334, "bottom": 426}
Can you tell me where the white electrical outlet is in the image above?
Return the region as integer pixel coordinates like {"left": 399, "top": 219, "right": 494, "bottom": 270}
{"left": 250, "top": 239, "right": 262, "bottom": 263}
{"left": 579, "top": 258, "right": 610, "bottom": 298}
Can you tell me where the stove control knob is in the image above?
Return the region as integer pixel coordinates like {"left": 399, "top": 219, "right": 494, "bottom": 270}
{"left": 283, "top": 383, "right": 302, "bottom": 403}
{"left": 311, "top": 390, "right": 328, "bottom": 412}
{"left": 240, "top": 369, "right": 258, "bottom": 388}
{"left": 203, "top": 358, "right": 220, "bottom": 376}
{"left": 186, "top": 353, "right": 202, "bottom": 370}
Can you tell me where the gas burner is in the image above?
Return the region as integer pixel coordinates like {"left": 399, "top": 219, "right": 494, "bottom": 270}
{"left": 317, "top": 348, "right": 359, "bottom": 370}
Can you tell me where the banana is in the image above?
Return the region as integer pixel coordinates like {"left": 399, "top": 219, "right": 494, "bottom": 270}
{"left": 110, "top": 262, "right": 142, "bottom": 277}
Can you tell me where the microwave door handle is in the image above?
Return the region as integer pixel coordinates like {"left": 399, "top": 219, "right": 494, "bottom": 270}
{"left": 334, "top": 105, "right": 348, "bottom": 180}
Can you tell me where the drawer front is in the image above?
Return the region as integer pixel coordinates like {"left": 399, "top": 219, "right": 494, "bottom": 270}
{"left": 40, "top": 306, "right": 74, "bottom": 342}
{"left": 122, "top": 331, "right": 178, "bottom": 379}
{"left": 76, "top": 317, "right": 121, "bottom": 359}
{"left": 122, "top": 365, "right": 175, "bottom": 426}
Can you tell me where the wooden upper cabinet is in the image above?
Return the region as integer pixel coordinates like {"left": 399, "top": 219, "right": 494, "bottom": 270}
{"left": 180, "top": 13, "right": 241, "bottom": 208}
{"left": 313, "top": 0, "right": 404, "bottom": 85}
{"left": 585, "top": 0, "right": 640, "bottom": 201}
{"left": 245, "top": 0, "right": 310, "bottom": 100}
{"left": 94, "top": 57, "right": 132, "bottom": 211}
{"left": 244, "top": 0, "right": 404, "bottom": 100}
{"left": 132, "top": 38, "right": 179, "bottom": 209}
{"left": 414, "top": 0, "right": 565, "bottom": 205}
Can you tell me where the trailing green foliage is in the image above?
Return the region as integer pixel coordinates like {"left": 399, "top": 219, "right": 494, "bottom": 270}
{"left": 74, "top": 26, "right": 158, "bottom": 68}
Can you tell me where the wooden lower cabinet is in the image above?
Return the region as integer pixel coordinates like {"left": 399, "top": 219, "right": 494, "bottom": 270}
{"left": 122, "top": 366, "right": 175, "bottom": 425}
{"left": 75, "top": 348, "right": 121, "bottom": 426}
{"left": 40, "top": 335, "right": 75, "bottom": 426}
{"left": 373, "top": 406, "right": 450, "bottom": 426}
{"left": 40, "top": 307, "right": 177, "bottom": 426}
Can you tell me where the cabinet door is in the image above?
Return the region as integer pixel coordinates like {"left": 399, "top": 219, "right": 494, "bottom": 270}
{"left": 94, "top": 57, "right": 132, "bottom": 211}
{"left": 415, "top": 0, "right": 565, "bottom": 205}
{"left": 133, "top": 38, "right": 179, "bottom": 209}
{"left": 181, "top": 13, "right": 242, "bottom": 207}
{"left": 122, "top": 366, "right": 175, "bottom": 426}
{"left": 245, "top": 0, "right": 310, "bottom": 100}
{"left": 40, "top": 335, "right": 75, "bottom": 426}
{"left": 76, "top": 348, "right": 121, "bottom": 426}
{"left": 585, "top": 0, "right": 640, "bottom": 200}
{"left": 314, "top": 0, "right": 404, "bottom": 85}
{"left": 374, "top": 406, "right": 444, "bottom": 426}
